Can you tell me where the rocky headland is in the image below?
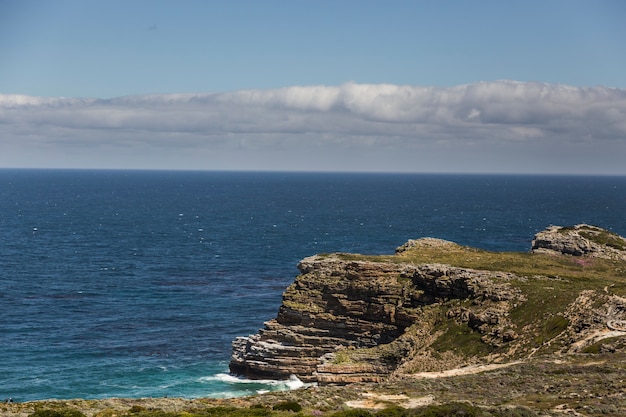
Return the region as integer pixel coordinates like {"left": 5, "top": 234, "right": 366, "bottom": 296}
{"left": 230, "top": 224, "right": 626, "bottom": 387}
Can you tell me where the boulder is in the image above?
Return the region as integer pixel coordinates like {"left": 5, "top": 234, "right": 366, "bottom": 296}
{"left": 531, "top": 224, "right": 626, "bottom": 261}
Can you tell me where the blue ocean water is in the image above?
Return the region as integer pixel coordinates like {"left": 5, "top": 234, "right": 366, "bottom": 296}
{"left": 1, "top": 170, "right": 625, "bottom": 402}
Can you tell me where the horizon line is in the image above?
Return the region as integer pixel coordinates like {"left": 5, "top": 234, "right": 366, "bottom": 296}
{"left": 1, "top": 167, "right": 624, "bottom": 178}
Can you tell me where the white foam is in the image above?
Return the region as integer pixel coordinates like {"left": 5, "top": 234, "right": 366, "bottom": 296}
{"left": 285, "top": 374, "right": 305, "bottom": 389}
{"left": 199, "top": 373, "right": 311, "bottom": 395}
{"left": 212, "top": 373, "right": 288, "bottom": 385}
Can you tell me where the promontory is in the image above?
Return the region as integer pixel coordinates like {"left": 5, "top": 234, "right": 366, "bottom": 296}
{"left": 230, "top": 224, "right": 626, "bottom": 387}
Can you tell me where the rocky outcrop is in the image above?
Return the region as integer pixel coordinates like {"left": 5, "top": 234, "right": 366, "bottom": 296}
{"left": 229, "top": 225, "right": 626, "bottom": 384}
{"left": 531, "top": 224, "right": 626, "bottom": 261}
{"left": 229, "top": 257, "right": 410, "bottom": 382}
{"left": 229, "top": 248, "right": 523, "bottom": 383}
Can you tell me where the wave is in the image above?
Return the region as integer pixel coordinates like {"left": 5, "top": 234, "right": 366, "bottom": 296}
{"left": 197, "top": 374, "right": 309, "bottom": 397}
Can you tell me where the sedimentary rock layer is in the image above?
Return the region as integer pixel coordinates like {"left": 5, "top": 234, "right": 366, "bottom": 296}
{"left": 229, "top": 250, "right": 521, "bottom": 382}
{"left": 229, "top": 224, "right": 626, "bottom": 384}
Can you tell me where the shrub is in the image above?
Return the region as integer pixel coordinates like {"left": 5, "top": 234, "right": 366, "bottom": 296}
{"left": 374, "top": 406, "right": 407, "bottom": 417}
{"left": 579, "top": 230, "right": 626, "bottom": 251}
{"left": 29, "top": 408, "right": 86, "bottom": 417}
{"left": 330, "top": 410, "right": 372, "bottom": 417}
{"left": 273, "top": 401, "right": 303, "bottom": 412}
{"left": 124, "top": 410, "right": 178, "bottom": 417}
{"left": 198, "top": 407, "right": 271, "bottom": 417}
{"left": 412, "top": 402, "right": 481, "bottom": 417}
{"left": 543, "top": 316, "right": 569, "bottom": 339}
{"left": 582, "top": 343, "right": 601, "bottom": 354}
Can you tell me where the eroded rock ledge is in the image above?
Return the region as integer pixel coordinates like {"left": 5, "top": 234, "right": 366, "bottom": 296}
{"left": 229, "top": 225, "right": 626, "bottom": 384}
{"left": 531, "top": 223, "right": 626, "bottom": 261}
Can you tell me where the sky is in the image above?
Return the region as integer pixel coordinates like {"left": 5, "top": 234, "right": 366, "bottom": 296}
{"left": 1, "top": 0, "right": 625, "bottom": 174}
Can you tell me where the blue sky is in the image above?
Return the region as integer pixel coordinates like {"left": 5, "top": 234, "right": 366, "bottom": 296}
{"left": 1, "top": 0, "right": 625, "bottom": 174}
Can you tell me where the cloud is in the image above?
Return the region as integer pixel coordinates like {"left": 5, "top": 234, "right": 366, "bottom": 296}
{"left": 1, "top": 81, "right": 625, "bottom": 173}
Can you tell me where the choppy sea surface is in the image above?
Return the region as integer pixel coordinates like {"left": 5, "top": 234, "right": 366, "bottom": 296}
{"left": 1, "top": 170, "right": 625, "bottom": 401}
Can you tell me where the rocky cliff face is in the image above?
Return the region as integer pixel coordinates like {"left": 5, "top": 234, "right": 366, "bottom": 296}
{"left": 230, "top": 257, "right": 410, "bottom": 382}
{"left": 229, "top": 225, "right": 626, "bottom": 384}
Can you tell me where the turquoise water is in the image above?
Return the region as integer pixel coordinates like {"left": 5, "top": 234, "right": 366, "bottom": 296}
{"left": 1, "top": 170, "right": 625, "bottom": 401}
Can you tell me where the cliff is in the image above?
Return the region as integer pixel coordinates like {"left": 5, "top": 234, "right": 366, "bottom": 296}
{"left": 229, "top": 225, "right": 626, "bottom": 384}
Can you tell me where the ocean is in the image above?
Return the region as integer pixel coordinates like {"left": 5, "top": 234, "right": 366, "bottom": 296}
{"left": 1, "top": 170, "right": 625, "bottom": 402}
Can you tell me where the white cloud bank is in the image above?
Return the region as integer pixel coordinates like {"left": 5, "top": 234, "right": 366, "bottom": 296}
{"left": 1, "top": 81, "right": 625, "bottom": 174}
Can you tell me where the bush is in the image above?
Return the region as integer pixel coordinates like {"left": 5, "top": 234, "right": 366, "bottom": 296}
{"left": 375, "top": 406, "right": 407, "bottom": 417}
{"left": 197, "top": 407, "right": 272, "bottom": 417}
{"left": 487, "top": 407, "right": 537, "bottom": 417}
{"left": 273, "top": 401, "right": 303, "bottom": 412}
{"left": 330, "top": 410, "right": 372, "bottom": 417}
{"left": 544, "top": 316, "right": 569, "bottom": 338}
{"left": 412, "top": 402, "right": 481, "bottom": 417}
{"left": 124, "top": 409, "right": 179, "bottom": 417}
{"left": 30, "top": 408, "right": 86, "bottom": 417}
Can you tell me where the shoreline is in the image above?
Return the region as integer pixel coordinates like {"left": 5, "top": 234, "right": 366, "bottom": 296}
{"left": 4, "top": 353, "right": 625, "bottom": 416}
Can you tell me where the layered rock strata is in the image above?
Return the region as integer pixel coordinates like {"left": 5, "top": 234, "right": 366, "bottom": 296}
{"left": 229, "top": 225, "right": 626, "bottom": 384}
{"left": 229, "top": 249, "right": 521, "bottom": 382}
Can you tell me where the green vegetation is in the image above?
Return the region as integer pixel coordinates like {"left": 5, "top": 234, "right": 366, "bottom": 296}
{"left": 582, "top": 336, "right": 626, "bottom": 354}
{"left": 195, "top": 406, "right": 272, "bottom": 417}
{"left": 30, "top": 408, "right": 86, "bottom": 417}
{"left": 430, "top": 320, "right": 493, "bottom": 357}
{"left": 272, "top": 401, "right": 302, "bottom": 412}
{"left": 373, "top": 406, "right": 407, "bottom": 417}
{"left": 335, "top": 243, "right": 625, "bottom": 287}
{"left": 412, "top": 402, "right": 482, "bottom": 417}
{"left": 119, "top": 405, "right": 273, "bottom": 417}
{"left": 25, "top": 404, "right": 537, "bottom": 417}
{"left": 332, "top": 350, "right": 354, "bottom": 365}
{"left": 542, "top": 316, "right": 569, "bottom": 340}
{"left": 328, "top": 404, "right": 538, "bottom": 417}
{"left": 330, "top": 410, "right": 374, "bottom": 417}
{"left": 398, "top": 243, "right": 626, "bottom": 313}
{"left": 558, "top": 225, "right": 626, "bottom": 250}
{"left": 580, "top": 229, "right": 626, "bottom": 250}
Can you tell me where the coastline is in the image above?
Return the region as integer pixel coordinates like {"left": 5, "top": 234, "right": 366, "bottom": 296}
{"left": 4, "top": 353, "right": 625, "bottom": 416}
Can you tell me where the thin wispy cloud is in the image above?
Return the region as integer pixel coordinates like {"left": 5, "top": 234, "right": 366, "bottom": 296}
{"left": 1, "top": 81, "right": 625, "bottom": 173}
